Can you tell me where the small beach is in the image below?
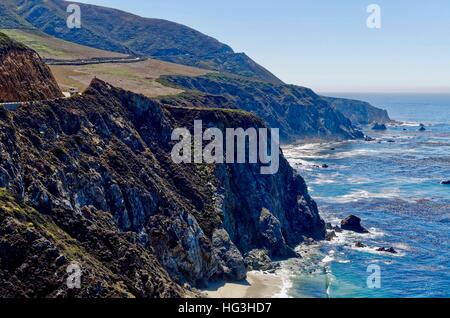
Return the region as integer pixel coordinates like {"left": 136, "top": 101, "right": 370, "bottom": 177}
{"left": 205, "top": 271, "right": 286, "bottom": 298}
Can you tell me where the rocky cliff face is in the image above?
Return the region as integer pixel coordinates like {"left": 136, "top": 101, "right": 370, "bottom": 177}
{"left": 160, "top": 74, "right": 364, "bottom": 142}
{"left": 0, "top": 32, "right": 62, "bottom": 102}
{"left": 0, "top": 78, "right": 325, "bottom": 296}
{"left": 323, "top": 96, "right": 391, "bottom": 125}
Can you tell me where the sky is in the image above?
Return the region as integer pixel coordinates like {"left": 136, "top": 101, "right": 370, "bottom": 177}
{"left": 75, "top": 0, "right": 450, "bottom": 93}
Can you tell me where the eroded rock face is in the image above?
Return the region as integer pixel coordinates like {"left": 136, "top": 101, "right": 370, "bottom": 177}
{"left": 0, "top": 32, "right": 63, "bottom": 102}
{"left": 0, "top": 189, "right": 184, "bottom": 298}
{"left": 0, "top": 78, "right": 325, "bottom": 296}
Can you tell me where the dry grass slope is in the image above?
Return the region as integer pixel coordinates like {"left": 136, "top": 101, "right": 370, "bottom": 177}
{"left": 0, "top": 29, "right": 126, "bottom": 59}
{"left": 50, "top": 59, "right": 209, "bottom": 97}
{"left": 1, "top": 29, "right": 210, "bottom": 97}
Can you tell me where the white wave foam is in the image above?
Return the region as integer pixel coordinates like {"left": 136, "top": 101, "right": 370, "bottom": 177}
{"left": 272, "top": 268, "right": 294, "bottom": 298}
{"left": 321, "top": 255, "right": 335, "bottom": 264}
{"left": 315, "top": 189, "right": 402, "bottom": 204}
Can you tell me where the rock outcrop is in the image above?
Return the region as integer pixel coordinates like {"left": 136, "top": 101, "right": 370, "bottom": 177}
{"left": 0, "top": 78, "right": 325, "bottom": 296}
{"left": 0, "top": 32, "right": 62, "bottom": 102}
{"left": 159, "top": 74, "right": 364, "bottom": 142}
{"left": 340, "top": 215, "right": 369, "bottom": 234}
{"left": 376, "top": 247, "right": 398, "bottom": 254}
{"left": 0, "top": 188, "right": 184, "bottom": 298}
{"left": 372, "top": 123, "right": 387, "bottom": 131}
{"left": 323, "top": 97, "right": 391, "bottom": 125}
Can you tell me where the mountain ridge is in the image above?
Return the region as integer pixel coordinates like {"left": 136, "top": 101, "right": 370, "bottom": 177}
{"left": 1, "top": 0, "right": 283, "bottom": 84}
{"left": 159, "top": 73, "right": 365, "bottom": 142}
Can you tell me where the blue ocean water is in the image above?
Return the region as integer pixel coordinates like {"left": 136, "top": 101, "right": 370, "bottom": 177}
{"left": 282, "top": 94, "right": 450, "bottom": 298}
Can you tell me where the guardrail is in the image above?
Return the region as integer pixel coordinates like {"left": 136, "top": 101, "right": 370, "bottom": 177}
{"left": 43, "top": 56, "right": 147, "bottom": 66}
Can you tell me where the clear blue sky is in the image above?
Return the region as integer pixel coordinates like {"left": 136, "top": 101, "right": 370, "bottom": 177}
{"left": 75, "top": 0, "right": 450, "bottom": 93}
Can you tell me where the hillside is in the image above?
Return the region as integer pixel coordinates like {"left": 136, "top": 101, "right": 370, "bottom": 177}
{"left": 0, "top": 32, "right": 62, "bottom": 102}
{"left": 0, "top": 28, "right": 209, "bottom": 97}
{"left": 0, "top": 0, "right": 33, "bottom": 29}
{"left": 0, "top": 188, "right": 183, "bottom": 297}
{"left": 160, "top": 73, "right": 364, "bottom": 142}
{"left": 1, "top": 0, "right": 282, "bottom": 84}
{"left": 0, "top": 28, "right": 127, "bottom": 60}
{"left": 49, "top": 58, "right": 209, "bottom": 97}
{"left": 323, "top": 96, "right": 391, "bottom": 125}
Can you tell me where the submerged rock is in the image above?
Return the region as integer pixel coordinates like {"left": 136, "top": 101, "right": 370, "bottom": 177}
{"left": 341, "top": 215, "right": 369, "bottom": 234}
{"left": 326, "top": 222, "right": 343, "bottom": 233}
{"left": 372, "top": 123, "right": 387, "bottom": 131}
{"left": 355, "top": 241, "right": 367, "bottom": 248}
{"left": 325, "top": 231, "right": 337, "bottom": 241}
{"left": 440, "top": 180, "right": 450, "bottom": 185}
{"left": 377, "top": 247, "right": 398, "bottom": 254}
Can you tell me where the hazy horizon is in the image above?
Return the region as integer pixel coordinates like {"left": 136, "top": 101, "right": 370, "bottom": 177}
{"left": 75, "top": 0, "right": 450, "bottom": 93}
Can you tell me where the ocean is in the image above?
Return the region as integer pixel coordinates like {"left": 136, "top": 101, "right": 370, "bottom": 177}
{"left": 280, "top": 93, "right": 450, "bottom": 298}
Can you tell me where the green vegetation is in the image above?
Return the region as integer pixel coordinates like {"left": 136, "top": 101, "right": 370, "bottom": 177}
{"left": 1, "top": 29, "right": 64, "bottom": 57}
{"left": 0, "top": 31, "right": 27, "bottom": 52}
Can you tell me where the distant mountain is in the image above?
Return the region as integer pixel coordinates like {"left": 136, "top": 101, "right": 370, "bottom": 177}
{"left": 160, "top": 73, "right": 364, "bottom": 142}
{"left": 0, "top": 1, "right": 33, "bottom": 29}
{"left": 0, "top": 0, "right": 282, "bottom": 84}
{"left": 0, "top": 32, "right": 62, "bottom": 102}
{"left": 323, "top": 96, "right": 391, "bottom": 125}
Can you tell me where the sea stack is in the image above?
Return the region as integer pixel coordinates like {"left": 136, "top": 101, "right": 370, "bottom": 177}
{"left": 341, "top": 215, "right": 369, "bottom": 233}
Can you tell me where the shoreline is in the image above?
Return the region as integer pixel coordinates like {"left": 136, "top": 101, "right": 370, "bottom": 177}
{"left": 204, "top": 271, "right": 287, "bottom": 298}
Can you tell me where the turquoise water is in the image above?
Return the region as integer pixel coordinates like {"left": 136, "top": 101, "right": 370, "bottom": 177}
{"left": 282, "top": 94, "right": 450, "bottom": 298}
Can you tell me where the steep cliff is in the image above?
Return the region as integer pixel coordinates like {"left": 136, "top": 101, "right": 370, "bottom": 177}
{"left": 0, "top": 78, "right": 325, "bottom": 296}
{"left": 0, "top": 188, "right": 184, "bottom": 298}
{"left": 0, "top": 32, "right": 62, "bottom": 102}
{"left": 160, "top": 74, "right": 364, "bottom": 142}
{"left": 323, "top": 96, "right": 391, "bottom": 125}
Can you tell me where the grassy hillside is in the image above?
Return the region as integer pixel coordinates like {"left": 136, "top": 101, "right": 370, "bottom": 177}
{"left": 50, "top": 58, "right": 209, "bottom": 97}
{"left": 0, "top": 28, "right": 209, "bottom": 97}
{"left": 0, "top": 30, "right": 27, "bottom": 52}
{"left": 1, "top": 0, "right": 282, "bottom": 84}
{"left": 0, "top": 29, "right": 126, "bottom": 59}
